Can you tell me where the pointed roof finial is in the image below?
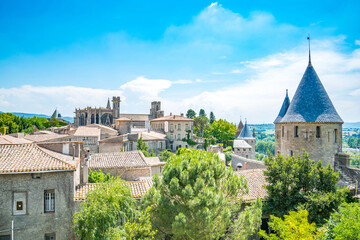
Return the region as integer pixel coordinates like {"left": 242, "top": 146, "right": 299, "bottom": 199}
{"left": 286, "top": 89, "right": 288, "bottom": 96}
{"left": 307, "top": 34, "right": 312, "bottom": 66}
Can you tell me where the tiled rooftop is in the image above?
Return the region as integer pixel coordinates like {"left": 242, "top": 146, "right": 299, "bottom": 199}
{"left": 88, "top": 150, "right": 150, "bottom": 169}
{"left": 235, "top": 169, "right": 268, "bottom": 202}
{"left": 0, "top": 144, "right": 77, "bottom": 174}
{"left": 150, "top": 115, "right": 194, "bottom": 122}
{"left": 73, "top": 126, "right": 101, "bottom": 137}
{"left": 24, "top": 132, "right": 64, "bottom": 142}
{"left": 280, "top": 65, "right": 343, "bottom": 123}
{"left": 138, "top": 176, "right": 154, "bottom": 189}
{"left": 145, "top": 157, "right": 166, "bottom": 167}
{"left": 0, "top": 135, "right": 32, "bottom": 144}
{"left": 74, "top": 181, "right": 149, "bottom": 200}
{"left": 117, "top": 114, "right": 150, "bottom": 122}
{"left": 233, "top": 139, "right": 252, "bottom": 148}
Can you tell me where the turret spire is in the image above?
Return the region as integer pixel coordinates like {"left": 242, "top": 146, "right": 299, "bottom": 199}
{"left": 307, "top": 35, "right": 312, "bottom": 66}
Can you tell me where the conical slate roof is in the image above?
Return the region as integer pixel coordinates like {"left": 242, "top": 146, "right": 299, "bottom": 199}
{"left": 106, "top": 98, "right": 111, "bottom": 109}
{"left": 281, "top": 64, "right": 343, "bottom": 123}
{"left": 274, "top": 90, "right": 290, "bottom": 123}
{"left": 235, "top": 119, "right": 244, "bottom": 138}
{"left": 51, "top": 109, "right": 58, "bottom": 119}
{"left": 237, "top": 121, "right": 254, "bottom": 139}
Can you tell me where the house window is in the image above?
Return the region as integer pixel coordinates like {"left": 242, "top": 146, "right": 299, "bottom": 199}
{"left": 185, "top": 124, "right": 189, "bottom": 131}
{"left": 177, "top": 134, "right": 181, "bottom": 140}
{"left": 170, "top": 134, "right": 174, "bottom": 140}
{"left": 170, "top": 124, "right": 174, "bottom": 131}
{"left": 44, "top": 190, "right": 55, "bottom": 213}
{"left": 316, "top": 126, "right": 321, "bottom": 138}
{"left": 281, "top": 126, "right": 284, "bottom": 137}
{"left": 13, "top": 192, "right": 27, "bottom": 215}
{"left": 45, "top": 233, "right": 56, "bottom": 240}
{"left": 334, "top": 129, "right": 337, "bottom": 143}
{"left": 294, "top": 126, "right": 299, "bottom": 138}
{"left": 178, "top": 124, "right": 181, "bottom": 130}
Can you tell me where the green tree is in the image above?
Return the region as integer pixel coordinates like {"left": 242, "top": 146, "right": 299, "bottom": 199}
{"left": 140, "top": 149, "right": 259, "bottom": 239}
{"left": 158, "top": 149, "right": 173, "bottom": 162}
{"left": 264, "top": 151, "right": 346, "bottom": 225}
{"left": 193, "top": 116, "right": 209, "bottom": 137}
{"left": 88, "top": 169, "right": 113, "bottom": 183}
{"left": 186, "top": 109, "right": 196, "bottom": 119}
{"left": 199, "top": 109, "right": 206, "bottom": 117}
{"left": 259, "top": 210, "right": 319, "bottom": 240}
{"left": 124, "top": 207, "right": 157, "bottom": 240}
{"left": 209, "top": 111, "right": 215, "bottom": 124}
{"left": 206, "top": 119, "right": 237, "bottom": 146}
{"left": 321, "top": 202, "right": 360, "bottom": 240}
{"left": 73, "top": 178, "right": 136, "bottom": 239}
{"left": 137, "top": 135, "right": 151, "bottom": 157}
{"left": 226, "top": 198, "right": 263, "bottom": 240}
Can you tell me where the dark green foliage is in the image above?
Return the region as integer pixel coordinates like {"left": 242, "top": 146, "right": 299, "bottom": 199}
{"left": 0, "top": 112, "right": 67, "bottom": 133}
{"left": 88, "top": 169, "right": 113, "bottom": 183}
{"left": 73, "top": 178, "right": 137, "bottom": 239}
{"left": 182, "top": 130, "right": 197, "bottom": 146}
{"left": 209, "top": 111, "right": 215, "bottom": 124}
{"left": 124, "top": 207, "right": 157, "bottom": 239}
{"left": 193, "top": 116, "right": 209, "bottom": 137}
{"left": 225, "top": 152, "right": 232, "bottom": 162}
{"left": 347, "top": 136, "right": 360, "bottom": 148}
{"left": 263, "top": 151, "right": 346, "bottom": 225}
{"left": 140, "top": 149, "right": 257, "bottom": 239}
{"left": 158, "top": 149, "right": 173, "bottom": 162}
{"left": 205, "top": 119, "right": 237, "bottom": 146}
{"left": 186, "top": 109, "right": 196, "bottom": 119}
{"left": 136, "top": 135, "right": 155, "bottom": 157}
{"left": 199, "top": 108, "right": 206, "bottom": 117}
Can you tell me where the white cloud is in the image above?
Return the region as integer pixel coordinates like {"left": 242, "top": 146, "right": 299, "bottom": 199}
{"left": 163, "top": 40, "right": 360, "bottom": 123}
{"left": 209, "top": 2, "right": 218, "bottom": 8}
{"left": 120, "top": 76, "right": 172, "bottom": 100}
{"left": 230, "top": 69, "right": 242, "bottom": 74}
{"left": 355, "top": 40, "right": 360, "bottom": 46}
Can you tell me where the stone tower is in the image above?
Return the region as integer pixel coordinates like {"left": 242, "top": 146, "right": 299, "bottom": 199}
{"left": 235, "top": 117, "right": 244, "bottom": 138}
{"left": 112, "top": 96, "right": 121, "bottom": 119}
{"left": 234, "top": 120, "right": 255, "bottom": 159}
{"left": 150, "top": 101, "right": 164, "bottom": 119}
{"left": 274, "top": 56, "right": 343, "bottom": 166}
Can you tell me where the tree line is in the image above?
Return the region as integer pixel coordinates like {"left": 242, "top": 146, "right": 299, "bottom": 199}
{"left": 0, "top": 112, "right": 67, "bottom": 134}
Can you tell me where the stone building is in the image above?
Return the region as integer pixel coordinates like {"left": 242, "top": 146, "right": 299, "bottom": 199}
{"left": 235, "top": 118, "right": 244, "bottom": 138}
{"left": 0, "top": 143, "right": 83, "bottom": 240}
{"left": 98, "top": 131, "right": 166, "bottom": 154}
{"left": 88, "top": 151, "right": 152, "bottom": 181}
{"left": 274, "top": 56, "right": 343, "bottom": 166}
{"left": 74, "top": 96, "right": 121, "bottom": 127}
{"left": 233, "top": 121, "right": 256, "bottom": 159}
{"left": 150, "top": 114, "right": 194, "bottom": 151}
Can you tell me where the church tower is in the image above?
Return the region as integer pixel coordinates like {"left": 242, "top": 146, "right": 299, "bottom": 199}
{"left": 112, "top": 96, "right": 121, "bottom": 119}
{"left": 274, "top": 49, "right": 343, "bottom": 166}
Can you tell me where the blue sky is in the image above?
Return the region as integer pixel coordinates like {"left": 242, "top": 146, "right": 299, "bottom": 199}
{"left": 0, "top": 0, "right": 359, "bottom": 123}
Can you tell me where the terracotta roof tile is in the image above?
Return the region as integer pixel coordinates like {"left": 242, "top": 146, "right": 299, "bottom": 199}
{"left": 88, "top": 150, "right": 150, "bottom": 169}
{"left": 73, "top": 126, "right": 101, "bottom": 137}
{"left": 235, "top": 169, "right": 268, "bottom": 202}
{"left": 0, "top": 135, "right": 32, "bottom": 144}
{"left": 0, "top": 144, "right": 77, "bottom": 174}
{"left": 74, "top": 181, "right": 149, "bottom": 200}
{"left": 151, "top": 115, "right": 194, "bottom": 122}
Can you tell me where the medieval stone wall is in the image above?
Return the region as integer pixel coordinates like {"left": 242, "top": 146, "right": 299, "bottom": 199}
{"left": 0, "top": 171, "right": 75, "bottom": 240}
{"left": 275, "top": 122, "right": 342, "bottom": 166}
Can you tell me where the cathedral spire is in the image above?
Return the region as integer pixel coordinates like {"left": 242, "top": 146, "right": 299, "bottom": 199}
{"left": 307, "top": 35, "right": 312, "bottom": 66}
{"left": 106, "top": 98, "right": 111, "bottom": 109}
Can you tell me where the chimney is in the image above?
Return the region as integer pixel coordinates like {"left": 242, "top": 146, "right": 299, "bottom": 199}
{"left": 244, "top": 162, "right": 248, "bottom": 170}
{"left": 180, "top": 113, "right": 184, "bottom": 117}
{"left": 170, "top": 112, "right": 172, "bottom": 116}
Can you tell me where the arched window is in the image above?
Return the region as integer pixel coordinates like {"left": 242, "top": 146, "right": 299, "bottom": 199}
{"left": 91, "top": 114, "right": 95, "bottom": 124}
{"left": 316, "top": 126, "right": 321, "bottom": 138}
{"left": 96, "top": 114, "right": 99, "bottom": 124}
{"left": 294, "top": 126, "right": 299, "bottom": 138}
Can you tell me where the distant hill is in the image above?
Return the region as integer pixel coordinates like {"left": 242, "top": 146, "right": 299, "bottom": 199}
{"left": 343, "top": 122, "right": 360, "bottom": 129}
{"left": 0, "top": 111, "right": 73, "bottom": 123}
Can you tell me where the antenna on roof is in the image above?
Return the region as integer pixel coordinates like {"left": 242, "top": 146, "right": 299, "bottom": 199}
{"left": 307, "top": 34, "right": 312, "bottom": 66}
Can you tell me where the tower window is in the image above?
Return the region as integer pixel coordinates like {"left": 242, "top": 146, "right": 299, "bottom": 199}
{"left": 290, "top": 150, "right": 293, "bottom": 156}
{"left": 334, "top": 129, "right": 337, "bottom": 143}
{"left": 281, "top": 126, "right": 284, "bottom": 138}
{"left": 294, "top": 126, "right": 299, "bottom": 138}
{"left": 316, "top": 126, "right": 321, "bottom": 138}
